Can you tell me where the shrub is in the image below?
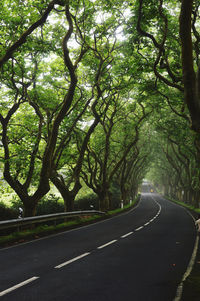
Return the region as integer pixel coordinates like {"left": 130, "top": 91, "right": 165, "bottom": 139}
{"left": 36, "top": 194, "right": 64, "bottom": 215}
{"left": 0, "top": 202, "right": 18, "bottom": 221}
{"left": 75, "top": 193, "right": 99, "bottom": 210}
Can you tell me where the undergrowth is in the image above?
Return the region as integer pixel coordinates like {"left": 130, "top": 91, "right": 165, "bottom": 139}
{"left": 168, "top": 197, "right": 200, "bottom": 214}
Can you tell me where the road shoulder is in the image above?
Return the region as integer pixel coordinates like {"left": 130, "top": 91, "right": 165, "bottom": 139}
{"left": 181, "top": 236, "right": 200, "bottom": 301}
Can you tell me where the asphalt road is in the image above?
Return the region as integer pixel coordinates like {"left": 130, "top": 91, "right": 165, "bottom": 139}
{"left": 0, "top": 190, "right": 197, "bottom": 301}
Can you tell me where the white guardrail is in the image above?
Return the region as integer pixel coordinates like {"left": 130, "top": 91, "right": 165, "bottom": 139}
{"left": 0, "top": 210, "right": 105, "bottom": 231}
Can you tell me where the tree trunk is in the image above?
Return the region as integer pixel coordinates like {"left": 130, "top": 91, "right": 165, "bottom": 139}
{"left": 97, "top": 190, "right": 110, "bottom": 212}
{"left": 64, "top": 193, "right": 75, "bottom": 212}
{"left": 130, "top": 186, "right": 136, "bottom": 200}
{"left": 190, "top": 189, "right": 199, "bottom": 208}
{"left": 23, "top": 203, "right": 37, "bottom": 217}
{"left": 121, "top": 187, "right": 129, "bottom": 206}
{"left": 179, "top": 0, "right": 200, "bottom": 133}
{"left": 5, "top": 181, "right": 50, "bottom": 217}
{"left": 50, "top": 174, "right": 81, "bottom": 212}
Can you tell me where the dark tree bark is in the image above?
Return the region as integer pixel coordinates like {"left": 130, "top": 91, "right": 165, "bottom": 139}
{"left": 0, "top": 4, "right": 79, "bottom": 217}
{"left": 50, "top": 118, "right": 99, "bottom": 211}
{"left": 50, "top": 172, "right": 78, "bottom": 211}
{"left": 179, "top": 0, "right": 200, "bottom": 133}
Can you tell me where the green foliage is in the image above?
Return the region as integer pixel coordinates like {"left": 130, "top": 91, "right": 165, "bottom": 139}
{"left": 0, "top": 202, "right": 18, "bottom": 220}
{"left": 0, "top": 0, "right": 200, "bottom": 216}
{"left": 75, "top": 193, "right": 99, "bottom": 210}
{"left": 37, "top": 194, "right": 64, "bottom": 215}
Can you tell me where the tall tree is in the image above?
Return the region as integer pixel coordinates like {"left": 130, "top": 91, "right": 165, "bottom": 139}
{"left": 0, "top": 2, "right": 88, "bottom": 216}
{"left": 49, "top": 0, "right": 130, "bottom": 211}
{"left": 134, "top": 0, "right": 200, "bottom": 137}
{"left": 179, "top": 0, "right": 200, "bottom": 134}
{"left": 81, "top": 97, "right": 150, "bottom": 211}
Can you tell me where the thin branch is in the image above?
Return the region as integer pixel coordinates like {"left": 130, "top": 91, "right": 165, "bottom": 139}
{"left": 0, "top": 0, "right": 64, "bottom": 68}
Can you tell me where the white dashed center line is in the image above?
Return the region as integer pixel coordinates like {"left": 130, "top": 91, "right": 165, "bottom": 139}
{"left": 135, "top": 226, "right": 144, "bottom": 231}
{"left": 0, "top": 277, "right": 39, "bottom": 297}
{"left": 55, "top": 252, "right": 90, "bottom": 269}
{"left": 0, "top": 195, "right": 162, "bottom": 299}
{"left": 97, "top": 240, "right": 117, "bottom": 249}
{"left": 121, "top": 232, "right": 133, "bottom": 238}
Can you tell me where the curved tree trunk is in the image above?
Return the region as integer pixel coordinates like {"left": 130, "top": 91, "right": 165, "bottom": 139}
{"left": 179, "top": 0, "right": 200, "bottom": 133}
{"left": 97, "top": 189, "right": 110, "bottom": 212}
{"left": 23, "top": 203, "right": 37, "bottom": 217}
{"left": 51, "top": 173, "right": 81, "bottom": 212}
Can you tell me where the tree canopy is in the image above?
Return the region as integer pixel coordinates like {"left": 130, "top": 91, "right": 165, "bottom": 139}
{"left": 1, "top": 0, "right": 200, "bottom": 216}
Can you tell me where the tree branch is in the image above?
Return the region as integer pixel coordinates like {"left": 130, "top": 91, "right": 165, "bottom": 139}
{"left": 0, "top": 0, "right": 64, "bottom": 68}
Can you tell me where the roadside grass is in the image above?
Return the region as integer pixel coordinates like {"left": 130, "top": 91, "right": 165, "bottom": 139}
{"left": 182, "top": 275, "right": 200, "bottom": 301}
{"left": 0, "top": 197, "right": 139, "bottom": 247}
{"left": 0, "top": 220, "right": 83, "bottom": 245}
{"left": 182, "top": 258, "right": 200, "bottom": 301}
{"left": 106, "top": 203, "right": 134, "bottom": 215}
{"left": 167, "top": 197, "right": 200, "bottom": 215}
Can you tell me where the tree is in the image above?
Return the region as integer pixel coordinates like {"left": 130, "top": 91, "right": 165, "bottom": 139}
{"left": 0, "top": 0, "right": 134, "bottom": 215}
{"left": 179, "top": 0, "right": 200, "bottom": 134}
{"left": 0, "top": 0, "right": 65, "bottom": 68}
{"left": 133, "top": 0, "right": 200, "bottom": 138}
{"left": 146, "top": 105, "right": 200, "bottom": 207}
{"left": 0, "top": 2, "right": 88, "bottom": 216}
{"left": 81, "top": 93, "right": 151, "bottom": 211}
{"left": 49, "top": 0, "right": 130, "bottom": 211}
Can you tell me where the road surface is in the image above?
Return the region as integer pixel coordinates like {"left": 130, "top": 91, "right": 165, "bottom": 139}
{"left": 0, "top": 191, "right": 197, "bottom": 300}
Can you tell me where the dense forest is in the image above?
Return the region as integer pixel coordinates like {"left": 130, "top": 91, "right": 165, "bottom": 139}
{"left": 0, "top": 0, "right": 200, "bottom": 217}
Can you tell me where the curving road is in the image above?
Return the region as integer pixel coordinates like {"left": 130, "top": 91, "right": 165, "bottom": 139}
{"left": 0, "top": 190, "right": 197, "bottom": 300}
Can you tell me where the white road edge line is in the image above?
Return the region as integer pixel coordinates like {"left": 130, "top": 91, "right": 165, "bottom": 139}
{"left": 174, "top": 237, "right": 199, "bottom": 301}
{"left": 97, "top": 240, "right": 117, "bottom": 249}
{"left": 156, "top": 194, "right": 198, "bottom": 301}
{"left": 121, "top": 232, "right": 133, "bottom": 238}
{"left": 0, "top": 276, "right": 39, "bottom": 297}
{"left": 55, "top": 252, "right": 90, "bottom": 269}
{"left": 174, "top": 223, "right": 199, "bottom": 300}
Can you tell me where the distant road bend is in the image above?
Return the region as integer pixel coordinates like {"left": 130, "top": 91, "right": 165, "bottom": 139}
{"left": 0, "top": 187, "right": 197, "bottom": 300}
